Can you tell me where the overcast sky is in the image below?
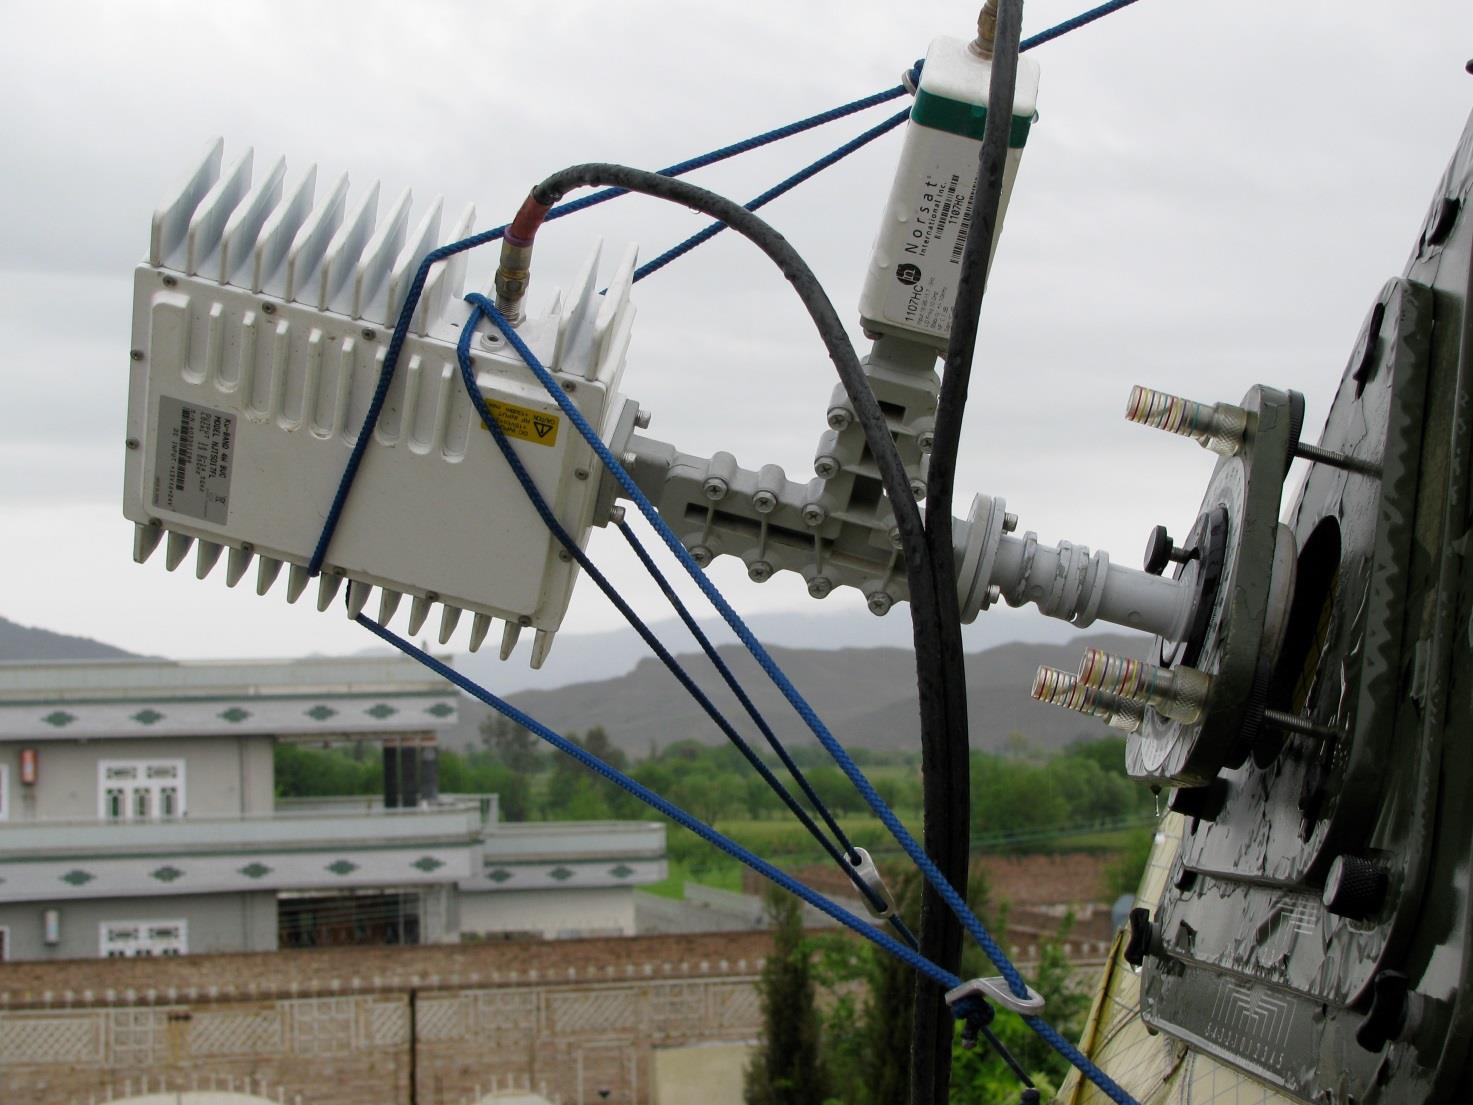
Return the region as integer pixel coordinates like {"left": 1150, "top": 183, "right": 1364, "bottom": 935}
{"left": 1, "top": 1, "right": 1469, "bottom": 668}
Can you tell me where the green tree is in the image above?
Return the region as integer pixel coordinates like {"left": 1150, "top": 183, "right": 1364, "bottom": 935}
{"left": 745, "top": 889, "right": 831, "bottom": 1105}
{"left": 478, "top": 712, "right": 544, "bottom": 774}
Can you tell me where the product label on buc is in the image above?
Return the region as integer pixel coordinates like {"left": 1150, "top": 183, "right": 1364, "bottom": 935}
{"left": 153, "top": 396, "right": 235, "bottom": 523}
{"left": 480, "top": 399, "right": 560, "bottom": 447}
{"left": 881, "top": 160, "right": 976, "bottom": 337}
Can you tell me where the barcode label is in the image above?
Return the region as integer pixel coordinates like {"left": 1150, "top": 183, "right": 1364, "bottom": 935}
{"left": 152, "top": 396, "right": 235, "bottom": 524}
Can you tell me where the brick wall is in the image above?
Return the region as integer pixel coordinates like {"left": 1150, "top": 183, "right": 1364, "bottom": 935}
{"left": 0, "top": 933, "right": 778, "bottom": 1105}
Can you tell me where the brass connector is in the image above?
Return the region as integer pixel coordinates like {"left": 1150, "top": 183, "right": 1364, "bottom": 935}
{"left": 970, "top": 1, "right": 999, "bottom": 59}
{"left": 494, "top": 242, "right": 534, "bottom": 326}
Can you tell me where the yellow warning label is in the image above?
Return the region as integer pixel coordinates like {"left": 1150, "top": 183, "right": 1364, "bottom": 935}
{"left": 481, "top": 399, "right": 560, "bottom": 447}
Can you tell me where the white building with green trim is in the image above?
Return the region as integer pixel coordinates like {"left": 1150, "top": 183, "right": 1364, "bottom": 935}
{"left": 0, "top": 656, "right": 665, "bottom": 961}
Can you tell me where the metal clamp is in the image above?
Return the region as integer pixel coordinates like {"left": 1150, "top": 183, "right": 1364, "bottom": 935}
{"left": 944, "top": 976, "right": 1047, "bottom": 1018}
{"left": 847, "top": 847, "right": 897, "bottom": 921}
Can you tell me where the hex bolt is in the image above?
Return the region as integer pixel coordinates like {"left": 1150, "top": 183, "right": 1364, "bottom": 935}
{"left": 1323, "top": 855, "right": 1389, "bottom": 920}
{"left": 1076, "top": 647, "right": 1212, "bottom": 724}
{"left": 1001, "top": 512, "right": 1018, "bottom": 533}
{"left": 748, "top": 561, "right": 773, "bottom": 583}
{"left": 479, "top": 331, "right": 502, "bottom": 347}
{"left": 703, "top": 477, "right": 728, "bottom": 501}
{"left": 867, "top": 592, "right": 893, "bottom": 616}
{"left": 985, "top": 584, "right": 1002, "bottom": 607}
{"left": 807, "top": 576, "right": 833, "bottom": 599}
{"left": 689, "top": 545, "right": 713, "bottom": 568}
{"left": 608, "top": 505, "right": 626, "bottom": 525}
{"left": 801, "top": 503, "right": 827, "bottom": 527}
{"left": 621, "top": 451, "right": 638, "bottom": 468}
{"left": 751, "top": 490, "right": 777, "bottom": 514}
{"left": 634, "top": 408, "right": 652, "bottom": 429}
{"left": 917, "top": 430, "right": 935, "bottom": 453}
{"left": 1125, "top": 385, "right": 1247, "bottom": 457}
{"left": 826, "top": 407, "right": 852, "bottom": 432}
{"left": 814, "top": 456, "right": 840, "bottom": 480}
{"left": 1168, "top": 778, "right": 1230, "bottom": 823}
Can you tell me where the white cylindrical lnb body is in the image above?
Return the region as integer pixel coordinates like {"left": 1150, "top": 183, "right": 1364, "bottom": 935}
{"left": 989, "top": 530, "right": 1194, "bottom": 642}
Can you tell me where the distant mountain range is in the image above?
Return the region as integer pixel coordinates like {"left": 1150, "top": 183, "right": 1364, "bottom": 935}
{"left": 0, "top": 616, "right": 140, "bottom": 662}
{"left": 452, "top": 631, "right": 1148, "bottom": 756}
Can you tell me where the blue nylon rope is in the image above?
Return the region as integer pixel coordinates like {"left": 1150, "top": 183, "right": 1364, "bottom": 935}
{"left": 1020, "top": 0, "right": 1143, "bottom": 51}
{"left": 632, "top": 104, "right": 912, "bottom": 284}
{"left": 615, "top": 519, "right": 920, "bottom": 952}
{"left": 464, "top": 295, "right": 1138, "bottom": 1104}
{"left": 449, "top": 314, "right": 903, "bottom": 929}
{"left": 307, "top": 76, "right": 917, "bottom": 578}
{"left": 356, "top": 613, "right": 952, "bottom": 984}
{"left": 356, "top": 612, "right": 1139, "bottom": 1105}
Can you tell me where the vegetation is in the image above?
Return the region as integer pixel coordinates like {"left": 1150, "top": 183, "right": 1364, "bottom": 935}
{"left": 744, "top": 889, "right": 832, "bottom": 1105}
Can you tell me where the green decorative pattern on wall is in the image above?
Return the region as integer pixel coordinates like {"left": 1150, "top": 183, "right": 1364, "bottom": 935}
{"left": 411, "top": 856, "right": 445, "bottom": 873}
{"left": 424, "top": 702, "right": 455, "bottom": 718}
{"left": 238, "top": 862, "right": 273, "bottom": 879}
{"left": 61, "top": 869, "right": 95, "bottom": 887}
{"left": 365, "top": 703, "right": 398, "bottom": 720}
{"left": 548, "top": 867, "right": 574, "bottom": 882}
{"left": 487, "top": 869, "right": 513, "bottom": 884}
{"left": 325, "top": 859, "right": 359, "bottom": 876}
{"left": 131, "top": 708, "right": 165, "bottom": 725}
{"left": 42, "top": 710, "right": 76, "bottom": 727}
{"left": 305, "top": 705, "right": 338, "bottom": 721}
{"left": 218, "top": 706, "right": 251, "bottom": 723}
{"left": 608, "top": 864, "right": 635, "bottom": 879}
{"left": 151, "top": 865, "right": 185, "bottom": 883}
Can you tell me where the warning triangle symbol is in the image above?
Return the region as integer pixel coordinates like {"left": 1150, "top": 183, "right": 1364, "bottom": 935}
{"left": 532, "top": 417, "right": 554, "bottom": 439}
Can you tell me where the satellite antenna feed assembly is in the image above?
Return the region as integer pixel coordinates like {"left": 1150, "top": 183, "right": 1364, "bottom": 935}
{"left": 119, "top": 15, "right": 1473, "bottom": 1102}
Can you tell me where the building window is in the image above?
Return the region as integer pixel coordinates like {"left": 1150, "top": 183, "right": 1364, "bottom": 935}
{"left": 100, "top": 920, "right": 187, "bottom": 958}
{"left": 97, "top": 760, "right": 185, "bottom": 821}
{"left": 0, "top": 764, "right": 8, "bottom": 821}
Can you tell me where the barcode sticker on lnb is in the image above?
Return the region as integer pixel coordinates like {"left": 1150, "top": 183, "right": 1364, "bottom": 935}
{"left": 153, "top": 396, "right": 236, "bottom": 524}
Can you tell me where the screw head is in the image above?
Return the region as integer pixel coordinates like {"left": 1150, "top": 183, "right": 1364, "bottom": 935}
{"left": 703, "top": 478, "right": 727, "bottom": 501}
{"left": 608, "top": 505, "right": 626, "bottom": 525}
{"left": 752, "top": 491, "right": 777, "bottom": 514}
{"left": 801, "top": 504, "right": 826, "bottom": 527}
{"left": 748, "top": 561, "right": 773, "bottom": 583}
{"left": 561, "top": 380, "right": 576, "bottom": 393}
{"left": 479, "top": 330, "right": 501, "bottom": 347}
{"left": 574, "top": 469, "right": 589, "bottom": 481}
{"left": 807, "top": 576, "right": 833, "bottom": 599}
{"left": 814, "top": 457, "right": 839, "bottom": 480}
{"left": 517, "top": 615, "right": 532, "bottom": 627}
{"left": 826, "top": 407, "right": 851, "bottom": 431}
{"left": 634, "top": 408, "right": 652, "bottom": 429}
{"left": 909, "top": 480, "right": 926, "bottom": 501}
{"left": 361, "top": 328, "right": 376, "bottom": 341}
{"left": 261, "top": 302, "right": 276, "bottom": 314}
{"left": 917, "top": 431, "right": 935, "bottom": 453}
{"left": 125, "top": 438, "right": 139, "bottom": 450}
{"left": 161, "top": 274, "right": 177, "bottom": 288}
{"left": 129, "top": 349, "right": 144, "bottom": 362}
{"left": 1001, "top": 511, "right": 1018, "bottom": 533}
{"left": 557, "top": 549, "right": 573, "bottom": 563}
{"left": 985, "top": 583, "right": 1001, "bottom": 606}
{"left": 867, "top": 592, "right": 892, "bottom": 616}
{"left": 689, "top": 545, "right": 712, "bottom": 568}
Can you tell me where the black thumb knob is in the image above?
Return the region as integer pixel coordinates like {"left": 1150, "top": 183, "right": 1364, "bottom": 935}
{"left": 1356, "top": 970, "right": 1410, "bottom": 1052}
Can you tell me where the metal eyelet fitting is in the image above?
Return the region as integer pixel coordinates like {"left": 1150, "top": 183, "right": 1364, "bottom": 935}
{"left": 944, "top": 976, "right": 1046, "bottom": 1018}
{"left": 846, "top": 847, "right": 896, "bottom": 920}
